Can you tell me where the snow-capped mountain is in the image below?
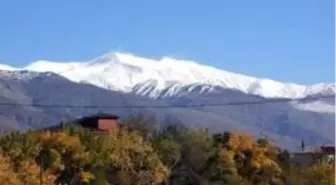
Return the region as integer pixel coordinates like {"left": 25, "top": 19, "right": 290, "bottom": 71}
{"left": 0, "top": 64, "right": 17, "bottom": 71}
{"left": 0, "top": 61, "right": 333, "bottom": 150}
{"left": 2, "top": 52, "right": 335, "bottom": 99}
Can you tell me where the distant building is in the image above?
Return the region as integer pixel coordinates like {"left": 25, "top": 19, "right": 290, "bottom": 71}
{"left": 41, "top": 113, "right": 120, "bottom": 133}
{"left": 73, "top": 113, "right": 120, "bottom": 132}
{"left": 291, "top": 145, "right": 335, "bottom": 166}
{"left": 39, "top": 113, "right": 152, "bottom": 142}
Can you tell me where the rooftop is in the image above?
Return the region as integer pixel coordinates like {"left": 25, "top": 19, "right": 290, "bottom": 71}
{"left": 38, "top": 113, "right": 120, "bottom": 132}
{"left": 75, "top": 113, "right": 119, "bottom": 121}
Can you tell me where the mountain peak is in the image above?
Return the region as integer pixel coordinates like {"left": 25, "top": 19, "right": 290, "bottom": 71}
{"left": 89, "top": 52, "right": 120, "bottom": 64}
{"left": 0, "top": 52, "right": 334, "bottom": 99}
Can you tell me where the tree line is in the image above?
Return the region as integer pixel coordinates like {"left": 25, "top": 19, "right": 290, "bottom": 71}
{"left": 0, "top": 115, "right": 334, "bottom": 185}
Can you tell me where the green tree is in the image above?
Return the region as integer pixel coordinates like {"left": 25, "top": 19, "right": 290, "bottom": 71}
{"left": 161, "top": 126, "right": 214, "bottom": 185}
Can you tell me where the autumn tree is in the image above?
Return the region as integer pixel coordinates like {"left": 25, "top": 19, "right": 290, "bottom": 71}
{"left": 0, "top": 131, "right": 40, "bottom": 162}
{"left": 289, "top": 159, "right": 335, "bottom": 185}
{"left": 202, "top": 131, "right": 284, "bottom": 185}
{"left": 16, "top": 159, "right": 57, "bottom": 185}
{"left": 0, "top": 116, "right": 322, "bottom": 185}
{"left": 60, "top": 124, "right": 170, "bottom": 185}
{"left": 0, "top": 153, "right": 21, "bottom": 185}
{"left": 35, "top": 130, "right": 90, "bottom": 184}
{"left": 0, "top": 152, "right": 56, "bottom": 185}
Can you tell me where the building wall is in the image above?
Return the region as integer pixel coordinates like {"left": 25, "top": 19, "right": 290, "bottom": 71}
{"left": 291, "top": 152, "right": 327, "bottom": 166}
{"left": 97, "top": 119, "right": 118, "bottom": 131}
{"left": 292, "top": 153, "right": 315, "bottom": 166}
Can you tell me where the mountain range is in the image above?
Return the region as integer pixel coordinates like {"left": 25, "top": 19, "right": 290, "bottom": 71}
{"left": 0, "top": 52, "right": 334, "bottom": 150}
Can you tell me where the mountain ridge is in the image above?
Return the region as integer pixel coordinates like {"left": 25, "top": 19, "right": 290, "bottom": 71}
{"left": 1, "top": 52, "right": 334, "bottom": 99}
{"left": 0, "top": 69, "right": 332, "bottom": 150}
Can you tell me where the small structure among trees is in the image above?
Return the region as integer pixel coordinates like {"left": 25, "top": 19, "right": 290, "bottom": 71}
{"left": 71, "top": 113, "right": 120, "bottom": 132}
{"left": 291, "top": 145, "right": 335, "bottom": 166}
{"left": 41, "top": 113, "right": 121, "bottom": 133}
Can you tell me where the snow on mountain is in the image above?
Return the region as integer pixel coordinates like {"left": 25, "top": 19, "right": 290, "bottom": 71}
{"left": 1, "top": 52, "right": 335, "bottom": 99}
{"left": 24, "top": 60, "right": 81, "bottom": 73}
{"left": 0, "top": 64, "right": 18, "bottom": 71}
{"left": 291, "top": 100, "right": 335, "bottom": 113}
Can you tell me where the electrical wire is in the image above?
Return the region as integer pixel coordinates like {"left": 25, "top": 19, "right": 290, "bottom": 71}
{"left": 0, "top": 94, "right": 333, "bottom": 109}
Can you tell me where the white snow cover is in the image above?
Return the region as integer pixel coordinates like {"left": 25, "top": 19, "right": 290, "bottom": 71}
{"left": 1, "top": 52, "right": 335, "bottom": 99}
{"left": 291, "top": 101, "right": 335, "bottom": 113}
{"left": 0, "top": 64, "right": 17, "bottom": 71}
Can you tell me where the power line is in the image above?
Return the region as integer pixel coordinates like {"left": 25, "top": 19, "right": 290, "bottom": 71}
{"left": 0, "top": 94, "right": 333, "bottom": 109}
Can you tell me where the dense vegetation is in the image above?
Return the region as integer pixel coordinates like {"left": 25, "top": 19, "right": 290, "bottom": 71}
{"left": 0, "top": 116, "right": 334, "bottom": 185}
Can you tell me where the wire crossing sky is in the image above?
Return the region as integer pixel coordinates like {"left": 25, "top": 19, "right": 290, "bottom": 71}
{"left": 0, "top": 94, "right": 332, "bottom": 109}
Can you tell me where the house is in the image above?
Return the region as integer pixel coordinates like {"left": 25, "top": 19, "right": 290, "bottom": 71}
{"left": 72, "top": 113, "right": 120, "bottom": 132}
{"left": 41, "top": 113, "right": 120, "bottom": 133}
{"left": 39, "top": 113, "right": 152, "bottom": 142}
{"left": 291, "top": 145, "right": 335, "bottom": 166}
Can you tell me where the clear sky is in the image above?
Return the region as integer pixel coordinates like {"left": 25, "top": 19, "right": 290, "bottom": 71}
{"left": 0, "top": 0, "right": 334, "bottom": 84}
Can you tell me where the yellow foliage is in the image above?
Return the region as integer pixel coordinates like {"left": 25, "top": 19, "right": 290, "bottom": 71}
{"left": 227, "top": 132, "right": 280, "bottom": 170}
{"left": 0, "top": 154, "right": 21, "bottom": 185}
{"left": 103, "top": 129, "right": 170, "bottom": 184}
{"left": 79, "top": 171, "right": 95, "bottom": 183}
{"left": 290, "top": 160, "right": 335, "bottom": 185}
{"left": 37, "top": 131, "right": 89, "bottom": 169}
{"left": 251, "top": 146, "right": 280, "bottom": 170}
{"left": 227, "top": 132, "right": 254, "bottom": 151}
{"left": 0, "top": 153, "right": 56, "bottom": 185}
{"left": 212, "top": 132, "right": 283, "bottom": 184}
{"left": 16, "top": 159, "right": 57, "bottom": 185}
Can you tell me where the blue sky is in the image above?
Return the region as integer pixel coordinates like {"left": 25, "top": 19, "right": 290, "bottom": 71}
{"left": 0, "top": 0, "right": 334, "bottom": 84}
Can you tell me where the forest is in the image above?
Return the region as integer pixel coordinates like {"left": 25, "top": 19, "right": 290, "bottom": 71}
{"left": 0, "top": 115, "right": 334, "bottom": 185}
